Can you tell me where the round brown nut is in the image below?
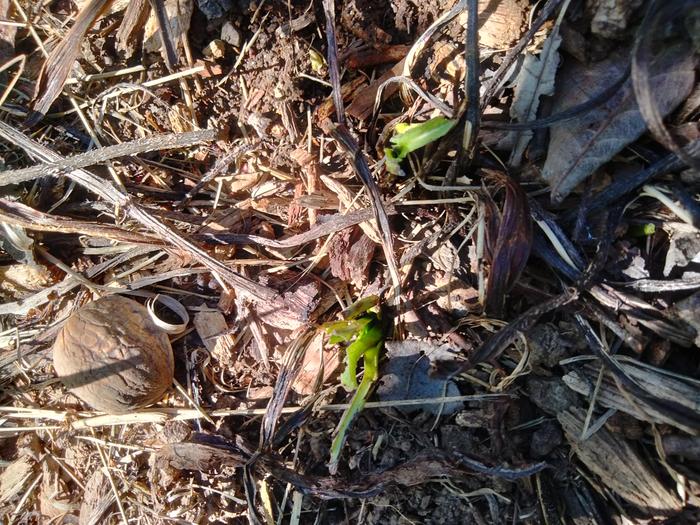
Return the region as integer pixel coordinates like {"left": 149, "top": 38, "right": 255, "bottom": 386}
{"left": 53, "top": 295, "right": 174, "bottom": 414}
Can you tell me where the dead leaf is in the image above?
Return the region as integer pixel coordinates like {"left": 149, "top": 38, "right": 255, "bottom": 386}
{"left": 193, "top": 310, "right": 236, "bottom": 360}
{"left": 292, "top": 330, "right": 340, "bottom": 395}
{"left": 662, "top": 222, "right": 700, "bottom": 276}
{"left": 542, "top": 44, "right": 694, "bottom": 203}
{"left": 506, "top": 29, "right": 562, "bottom": 166}
{"left": 28, "top": 0, "right": 114, "bottom": 126}
{"left": 483, "top": 172, "right": 532, "bottom": 317}
{"left": 347, "top": 58, "right": 405, "bottom": 121}
{"left": 377, "top": 340, "right": 463, "bottom": 415}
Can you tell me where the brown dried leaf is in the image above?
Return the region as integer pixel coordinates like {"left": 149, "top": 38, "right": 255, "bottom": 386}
{"left": 28, "top": 0, "right": 114, "bottom": 125}
{"left": 543, "top": 44, "right": 694, "bottom": 203}
{"left": 193, "top": 310, "right": 236, "bottom": 359}
{"left": 347, "top": 58, "right": 405, "bottom": 121}
{"left": 292, "top": 330, "right": 340, "bottom": 395}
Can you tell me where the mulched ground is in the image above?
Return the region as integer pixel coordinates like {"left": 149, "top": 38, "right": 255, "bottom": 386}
{"left": 0, "top": 0, "right": 699, "bottom": 523}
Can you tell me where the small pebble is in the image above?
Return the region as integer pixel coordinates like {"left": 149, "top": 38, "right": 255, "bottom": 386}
{"left": 221, "top": 21, "right": 243, "bottom": 48}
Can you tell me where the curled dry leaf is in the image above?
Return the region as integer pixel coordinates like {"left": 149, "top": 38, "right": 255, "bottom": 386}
{"left": 542, "top": 44, "right": 695, "bottom": 204}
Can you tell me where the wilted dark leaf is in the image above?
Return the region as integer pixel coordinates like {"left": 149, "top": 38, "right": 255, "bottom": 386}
{"left": 483, "top": 171, "right": 532, "bottom": 317}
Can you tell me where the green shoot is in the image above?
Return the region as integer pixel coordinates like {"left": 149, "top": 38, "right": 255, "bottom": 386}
{"left": 384, "top": 116, "right": 457, "bottom": 175}
{"left": 321, "top": 296, "right": 384, "bottom": 474}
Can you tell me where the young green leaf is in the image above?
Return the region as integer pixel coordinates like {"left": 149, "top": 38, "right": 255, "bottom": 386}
{"left": 384, "top": 117, "right": 457, "bottom": 174}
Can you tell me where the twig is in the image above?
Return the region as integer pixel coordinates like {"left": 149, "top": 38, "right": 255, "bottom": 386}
{"left": 455, "top": 0, "right": 480, "bottom": 175}
{"left": 0, "top": 129, "right": 217, "bottom": 186}
{"left": 320, "top": 0, "right": 401, "bottom": 300}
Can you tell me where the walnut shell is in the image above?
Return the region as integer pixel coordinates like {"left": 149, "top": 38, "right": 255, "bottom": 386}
{"left": 53, "top": 295, "right": 174, "bottom": 414}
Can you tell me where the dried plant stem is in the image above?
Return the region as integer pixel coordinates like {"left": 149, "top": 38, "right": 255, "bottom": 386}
{"left": 0, "top": 122, "right": 292, "bottom": 307}
{"left": 0, "top": 128, "right": 217, "bottom": 185}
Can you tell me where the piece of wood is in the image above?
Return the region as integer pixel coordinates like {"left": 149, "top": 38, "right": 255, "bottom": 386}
{"left": 347, "top": 58, "right": 405, "bottom": 121}
{"left": 558, "top": 407, "right": 681, "bottom": 514}
{"left": 563, "top": 361, "right": 700, "bottom": 435}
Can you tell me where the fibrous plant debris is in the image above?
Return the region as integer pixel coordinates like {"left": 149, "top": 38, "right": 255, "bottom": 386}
{"left": 0, "top": 0, "right": 699, "bottom": 523}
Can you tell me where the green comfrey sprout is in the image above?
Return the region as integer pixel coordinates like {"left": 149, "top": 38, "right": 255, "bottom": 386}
{"left": 384, "top": 116, "right": 457, "bottom": 175}
{"left": 321, "top": 295, "right": 384, "bottom": 474}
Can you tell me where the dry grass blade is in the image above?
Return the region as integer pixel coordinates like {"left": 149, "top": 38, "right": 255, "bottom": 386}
{"left": 27, "top": 0, "right": 114, "bottom": 126}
